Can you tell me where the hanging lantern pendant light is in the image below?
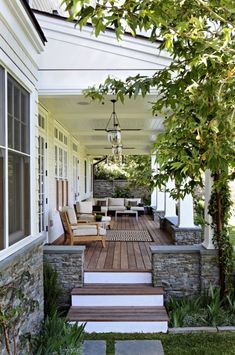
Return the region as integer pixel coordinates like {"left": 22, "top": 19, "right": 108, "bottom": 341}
{"left": 106, "top": 99, "right": 122, "bottom": 145}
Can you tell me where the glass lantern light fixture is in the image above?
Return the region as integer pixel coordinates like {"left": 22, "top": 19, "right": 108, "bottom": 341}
{"left": 112, "top": 144, "right": 123, "bottom": 156}
{"left": 106, "top": 99, "right": 122, "bottom": 145}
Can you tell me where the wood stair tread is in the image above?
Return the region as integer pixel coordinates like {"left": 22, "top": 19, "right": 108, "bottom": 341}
{"left": 71, "top": 284, "right": 163, "bottom": 295}
{"left": 67, "top": 306, "right": 169, "bottom": 322}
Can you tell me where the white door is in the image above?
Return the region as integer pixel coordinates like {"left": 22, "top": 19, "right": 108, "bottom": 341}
{"left": 38, "top": 133, "right": 48, "bottom": 235}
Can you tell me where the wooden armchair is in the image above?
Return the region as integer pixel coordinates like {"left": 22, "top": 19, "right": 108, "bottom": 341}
{"left": 60, "top": 211, "right": 106, "bottom": 248}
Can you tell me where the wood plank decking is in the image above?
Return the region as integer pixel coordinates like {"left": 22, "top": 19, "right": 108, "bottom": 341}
{"left": 83, "top": 214, "right": 172, "bottom": 272}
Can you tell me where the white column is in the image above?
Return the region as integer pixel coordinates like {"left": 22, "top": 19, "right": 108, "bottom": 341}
{"left": 202, "top": 170, "right": 215, "bottom": 249}
{"left": 151, "top": 188, "right": 157, "bottom": 207}
{"left": 156, "top": 188, "right": 165, "bottom": 211}
{"left": 151, "top": 154, "right": 157, "bottom": 207}
{"left": 178, "top": 193, "right": 195, "bottom": 228}
{"left": 164, "top": 179, "right": 177, "bottom": 217}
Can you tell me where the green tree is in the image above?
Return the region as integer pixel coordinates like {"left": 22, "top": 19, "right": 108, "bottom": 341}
{"left": 125, "top": 155, "right": 154, "bottom": 192}
{"left": 63, "top": 0, "right": 235, "bottom": 296}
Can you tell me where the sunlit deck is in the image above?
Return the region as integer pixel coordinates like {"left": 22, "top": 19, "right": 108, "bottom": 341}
{"left": 84, "top": 214, "right": 172, "bottom": 272}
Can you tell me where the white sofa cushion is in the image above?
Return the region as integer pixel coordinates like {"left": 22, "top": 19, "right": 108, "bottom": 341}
{"left": 131, "top": 206, "right": 144, "bottom": 212}
{"left": 108, "top": 198, "right": 124, "bottom": 206}
{"left": 108, "top": 206, "right": 126, "bottom": 211}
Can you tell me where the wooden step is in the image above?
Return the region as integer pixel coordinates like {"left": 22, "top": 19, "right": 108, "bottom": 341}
{"left": 71, "top": 284, "right": 164, "bottom": 307}
{"left": 71, "top": 284, "right": 163, "bottom": 295}
{"left": 67, "top": 306, "right": 169, "bottom": 322}
{"left": 67, "top": 306, "right": 169, "bottom": 333}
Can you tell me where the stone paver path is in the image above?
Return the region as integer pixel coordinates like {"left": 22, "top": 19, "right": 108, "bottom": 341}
{"left": 82, "top": 340, "right": 106, "bottom": 355}
{"left": 115, "top": 340, "right": 164, "bottom": 355}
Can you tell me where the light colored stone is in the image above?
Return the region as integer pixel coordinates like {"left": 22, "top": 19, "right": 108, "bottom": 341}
{"left": 115, "top": 340, "right": 164, "bottom": 355}
{"left": 82, "top": 340, "right": 106, "bottom": 355}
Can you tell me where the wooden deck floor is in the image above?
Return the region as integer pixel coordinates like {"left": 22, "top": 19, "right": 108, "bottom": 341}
{"left": 83, "top": 214, "right": 172, "bottom": 272}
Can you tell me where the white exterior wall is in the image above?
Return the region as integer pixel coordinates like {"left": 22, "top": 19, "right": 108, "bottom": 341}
{"left": 39, "top": 108, "right": 93, "bottom": 243}
{"left": 0, "top": 0, "right": 44, "bottom": 260}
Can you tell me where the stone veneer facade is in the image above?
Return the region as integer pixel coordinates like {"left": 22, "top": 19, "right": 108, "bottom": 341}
{"left": 43, "top": 245, "right": 85, "bottom": 307}
{"left": 93, "top": 179, "right": 151, "bottom": 203}
{"left": 160, "top": 217, "right": 202, "bottom": 245}
{"left": 151, "top": 245, "right": 220, "bottom": 300}
{"left": 0, "top": 236, "right": 45, "bottom": 354}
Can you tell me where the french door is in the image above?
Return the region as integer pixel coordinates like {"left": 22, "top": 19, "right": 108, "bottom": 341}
{"left": 38, "top": 132, "right": 48, "bottom": 235}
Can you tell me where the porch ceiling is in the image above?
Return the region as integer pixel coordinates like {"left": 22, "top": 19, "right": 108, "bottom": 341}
{"left": 40, "top": 94, "right": 164, "bottom": 156}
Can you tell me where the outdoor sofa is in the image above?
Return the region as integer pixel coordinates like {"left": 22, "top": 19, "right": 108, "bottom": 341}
{"left": 92, "top": 197, "right": 145, "bottom": 215}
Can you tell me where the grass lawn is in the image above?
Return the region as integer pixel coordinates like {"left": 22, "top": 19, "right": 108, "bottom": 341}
{"left": 85, "top": 332, "right": 235, "bottom": 355}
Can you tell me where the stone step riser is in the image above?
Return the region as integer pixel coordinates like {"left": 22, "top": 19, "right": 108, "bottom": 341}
{"left": 84, "top": 272, "right": 152, "bottom": 284}
{"left": 72, "top": 294, "right": 164, "bottom": 307}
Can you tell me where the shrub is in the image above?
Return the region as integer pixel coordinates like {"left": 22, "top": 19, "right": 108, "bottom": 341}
{"left": 43, "top": 263, "right": 64, "bottom": 317}
{"left": 34, "top": 312, "right": 85, "bottom": 354}
{"left": 167, "top": 286, "right": 235, "bottom": 327}
{"left": 112, "top": 186, "right": 130, "bottom": 198}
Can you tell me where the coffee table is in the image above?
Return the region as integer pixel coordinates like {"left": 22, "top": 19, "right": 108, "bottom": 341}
{"left": 115, "top": 210, "right": 138, "bottom": 221}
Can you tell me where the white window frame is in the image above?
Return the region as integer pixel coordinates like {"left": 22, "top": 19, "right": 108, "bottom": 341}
{"left": 0, "top": 65, "right": 43, "bottom": 262}
{"left": 37, "top": 106, "right": 48, "bottom": 236}
{"left": 54, "top": 122, "right": 69, "bottom": 210}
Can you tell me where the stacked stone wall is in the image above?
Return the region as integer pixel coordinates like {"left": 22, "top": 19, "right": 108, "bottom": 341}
{"left": 151, "top": 245, "right": 219, "bottom": 300}
{"left": 43, "top": 245, "right": 85, "bottom": 307}
{"left": 0, "top": 237, "right": 44, "bottom": 354}
{"left": 93, "top": 179, "right": 151, "bottom": 203}
{"left": 160, "top": 217, "right": 202, "bottom": 245}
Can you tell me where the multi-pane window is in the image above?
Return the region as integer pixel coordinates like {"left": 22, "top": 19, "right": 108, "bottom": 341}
{"left": 84, "top": 160, "right": 87, "bottom": 194}
{"left": 54, "top": 125, "right": 68, "bottom": 210}
{"left": 8, "top": 152, "right": 30, "bottom": 245}
{"left": 8, "top": 75, "right": 29, "bottom": 154}
{"left": 8, "top": 75, "right": 30, "bottom": 245}
{"left": 0, "top": 67, "right": 5, "bottom": 250}
{"left": 0, "top": 149, "right": 4, "bottom": 250}
{"left": 0, "top": 68, "right": 31, "bottom": 250}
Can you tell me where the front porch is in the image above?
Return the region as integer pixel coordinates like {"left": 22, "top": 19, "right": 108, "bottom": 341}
{"left": 84, "top": 214, "right": 172, "bottom": 272}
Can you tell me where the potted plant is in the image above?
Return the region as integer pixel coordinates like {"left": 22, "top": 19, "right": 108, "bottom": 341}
{"left": 95, "top": 214, "right": 102, "bottom": 222}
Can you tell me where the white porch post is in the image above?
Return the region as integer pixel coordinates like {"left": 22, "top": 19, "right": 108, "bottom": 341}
{"left": 202, "top": 170, "right": 215, "bottom": 249}
{"left": 151, "top": 154, "right": 157, "bottom": 207}
{"left": 164, "top": 179, "right": 177, "bottom": 217}
{"left": 178, "top": 193, "right": 195, "bottom": 228}
{"left": 156, "top": 188, "right": 165, "bottom": 212}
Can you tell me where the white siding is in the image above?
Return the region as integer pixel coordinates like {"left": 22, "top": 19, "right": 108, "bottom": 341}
{"left": 0, "top": 0, "right": 44, "bottom": 261}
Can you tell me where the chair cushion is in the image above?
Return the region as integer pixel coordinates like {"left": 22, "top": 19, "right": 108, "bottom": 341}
{"left": 97, "top": 200, "right": 107, "bottom": 206}
{"left": 62, "top": 206, "right": 77, "bottom": 224}
{"left": 131, "top": 206, "right": 144, "bottom": 212}
{"left": 77, "top": 201, "right": 93, "bottom": 214}
{"left": 125, "top": 198, "right": 141, "bottom": 206}
{"left": 73, "top": 226, "right": 106, "bottom": 236}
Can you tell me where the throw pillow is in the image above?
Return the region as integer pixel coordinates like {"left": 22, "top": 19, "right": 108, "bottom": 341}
{"left": 97, "top": 200, "right": 107, "bottom": 206}
{"left": 130, "top": 201, "right": 137, "bottom": 206}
